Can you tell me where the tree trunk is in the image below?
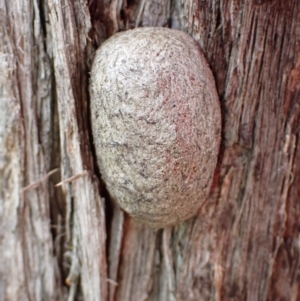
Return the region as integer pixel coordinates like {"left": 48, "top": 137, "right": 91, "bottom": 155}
{"left": 1, "top": 0, "right": 299, "bottom": 300}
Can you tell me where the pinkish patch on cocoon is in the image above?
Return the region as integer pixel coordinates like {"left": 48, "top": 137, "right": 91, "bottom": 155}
{"left": 90, "top": 27, "right": 221, "bottom": 228}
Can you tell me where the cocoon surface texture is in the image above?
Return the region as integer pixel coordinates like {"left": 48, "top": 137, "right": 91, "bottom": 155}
{"left": 90, "top": 27, "right": 221, "bottom": 228}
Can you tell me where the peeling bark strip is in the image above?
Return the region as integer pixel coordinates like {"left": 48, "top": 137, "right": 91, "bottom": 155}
{"left": 48, "top": 0, "right": 107, "bottom": 300}
{"left": 0, "top": 0, "right": 59, "bottom": 299}
{"left": 1, "top": 0, "right": 107, "bottom": 300}
{"left": 0, "top": 0, "right": 300, "bottom": 301}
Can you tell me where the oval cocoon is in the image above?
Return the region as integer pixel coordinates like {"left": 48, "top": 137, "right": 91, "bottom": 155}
{"left": 90, "top": 27, "right": 221, "bottom": 228}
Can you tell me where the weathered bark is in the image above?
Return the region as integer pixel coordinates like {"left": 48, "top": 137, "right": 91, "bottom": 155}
{"left": 1, "top": 0, "right": 60, "bottom": 299}
{"left": 1, "top": 0, "right": 299, "bottom": 301}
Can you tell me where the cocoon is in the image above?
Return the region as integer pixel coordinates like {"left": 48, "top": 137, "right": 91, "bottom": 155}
{"left": 90, "top": 27, "right": 221, "bottom": 228}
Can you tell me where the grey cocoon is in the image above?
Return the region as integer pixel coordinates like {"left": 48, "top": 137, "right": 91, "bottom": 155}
{"left": 90, "top": 27, "right": 221, "bottom": 228}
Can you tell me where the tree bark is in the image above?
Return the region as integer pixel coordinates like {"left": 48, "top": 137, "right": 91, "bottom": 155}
{"left": 1, "top": 0, "right": 299, "bottom": 301}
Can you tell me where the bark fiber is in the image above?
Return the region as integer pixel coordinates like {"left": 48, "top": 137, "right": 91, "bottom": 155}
{"left": 0, "top": 0, "right": 299, "bottom": 301}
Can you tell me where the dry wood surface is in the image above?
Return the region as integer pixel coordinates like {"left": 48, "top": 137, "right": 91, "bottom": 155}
{"left": 0, "top": 1, "right": 299, "bottom": 300}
